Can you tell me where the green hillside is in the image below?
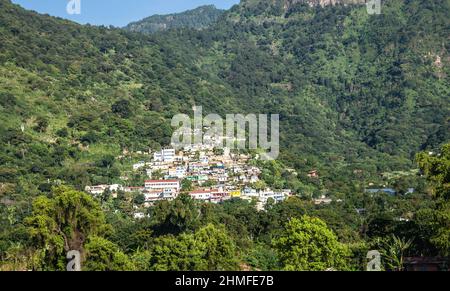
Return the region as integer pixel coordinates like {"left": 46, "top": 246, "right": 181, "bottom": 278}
{"left": 0, "top": 0, "right": 449, "bottom": 271}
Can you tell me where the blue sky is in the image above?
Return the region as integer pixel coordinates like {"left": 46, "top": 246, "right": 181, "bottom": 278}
{"left": 11, "top": 0, "right": 240, "bottom": 27}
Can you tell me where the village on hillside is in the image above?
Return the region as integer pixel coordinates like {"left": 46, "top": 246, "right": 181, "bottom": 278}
{"left": 85, "top": 145, "right": 294, "bottom": 213}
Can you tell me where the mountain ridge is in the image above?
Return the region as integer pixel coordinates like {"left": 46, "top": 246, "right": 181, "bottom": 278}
{"left": 125, "top": 5, "right": 225, "bottom": 33}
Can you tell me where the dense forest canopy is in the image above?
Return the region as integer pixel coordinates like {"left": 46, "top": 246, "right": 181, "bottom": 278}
{"left": 0, "top": 0, "right": 448, "bottom": 271}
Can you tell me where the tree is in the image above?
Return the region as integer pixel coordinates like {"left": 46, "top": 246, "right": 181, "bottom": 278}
{"left": 84, "top": 236, "right": 134, "bottom": 271}
{"left": 150, "top": 194, "right": 200, "bottom": 235}
{"left": 148, "top": 224, "right": 239, "bottom": 271}
{"left": 0, "top": 92, "right": 17, "bottom": 108}
{"left": 56, "top": 128, "right": 69, "bottom": 138}
{"left": 415, "top": 143, "right": 450, "bottom": 256}
{"left": 101, "top": 189, "right": 111, "bottom": 204}
{"left": 112, "top": 100, "right": 132, "bottom": 118}
{"left": 380, "top": 235, "right": 412, "bottom": 271}
{"left": 25, "top": 186, "right": 111, "bottom": 270}
{"left": 149, "top": 233, "right": 204, "bottom": 271}
{"left": 133, "top": 193, "right": 145, "bottom": 206}
{"left": 416, "top": 144, "right": 449, "bottom": 200}
{"left": 96, "top": 155, "right": 115, "bottom": 169}
{"left": 131, "top": 249, "right": 152, "bottom": 271}
{"left": 393, "top": 176, "right": 414, "bottom": 195}
{"left": 253, "top": 180, "right": 267, "bottom": 191}
{"left": 80, "top": 131, "right": 99, "bottom": 144}
{"left": 195, "top": 224, "right": 239, "bottom": 271}
{"left": 245, "top": 242, "right": 279, "bottom": 271}
{"left": 33, "top": 117, "right": 49, "bottom": 133}
{"left": 181, "top": 178, "right": 193, "bottom": 192}
{"left": 202, "top": 180, "right": 216, "bottom": 188}
{"left": 273, "top": 216, "right": 350, "bottom": 271}
{"left": 151, "top": 169, "right": 165, "bottom": 180}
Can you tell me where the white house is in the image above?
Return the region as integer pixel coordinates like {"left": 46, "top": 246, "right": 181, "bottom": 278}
{"left": 153, "top": 148, "right": 175, "bottom": 162}
{"left": 189, "top": 190, "right": 212, "bottom": 201}
{"left": 134, "top": 212, "right": 147, "bottom": 219}
{"left": 167, "top": 166, "right": 187, "bottom": 179}
{"left": 85, "top": 184, "right": 123, "bottom": 195}
{"left": 148, "top": 163, "right": 169, "bottom": 172}
{"left": 85, "top": 185, "right": 109, "bottom": 195}
{"left": 218, "top": 174, "right": 228, "bottom": 182}
{"left": 145, "top": 179, "right": 180, "bottom": 192}
{"left": 313, "top": 195, "right": 333, "bottom": 205}
{"left": 242, "top": 187, "right": 258, "bottom": 197}
{"left": 260, "top": 190, "right": 287, "bottom": 204}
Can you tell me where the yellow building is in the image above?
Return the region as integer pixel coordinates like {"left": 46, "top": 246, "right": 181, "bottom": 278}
{"left": 230, "top": 190, "right": 241, "bottom": 197}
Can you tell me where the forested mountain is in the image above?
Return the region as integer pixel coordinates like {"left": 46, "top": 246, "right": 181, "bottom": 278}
{"left": 153, "top": 0, "right": 449, "bottom": 177}
{"left": 125, "top": 5, "right": 225, "bottom": 33}
{"left": 207, "top": 0, "right": 449, "bottom": 157}
{"left": 1, "top": 0, "right": 448, "bottom": 193}
{"left": 0, "top": 0, "right": 449, "bottom": 271}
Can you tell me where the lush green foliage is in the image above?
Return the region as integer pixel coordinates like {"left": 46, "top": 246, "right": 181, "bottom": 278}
{"left": 24, "top": 186, "right": 110, "bottom": 270}
{"left": 0, "top": 0, "right": 449, "bottom": 270}
{"left": 273, "top": 216, "right": 351, "bottom": 270}
{"left": 415, "top": 144, "right": 450, "bottom": 256}
{"left": 149, "top": 224, "right": 239, "bottom": 271}
{"left": 84, "top": 236, "right": 135, "bottom": 271}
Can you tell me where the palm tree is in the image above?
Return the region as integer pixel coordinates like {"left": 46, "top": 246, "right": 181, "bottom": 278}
{"left": 381, "top": 235, "right": 413, "bottom": 271}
